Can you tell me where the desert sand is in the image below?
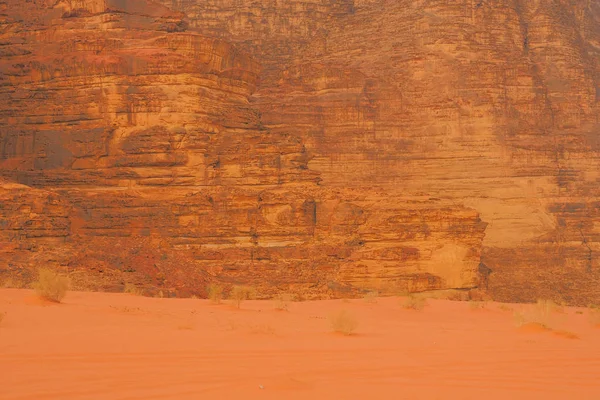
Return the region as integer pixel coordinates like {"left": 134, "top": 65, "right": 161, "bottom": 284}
{"left": 1, "top": 289, "right": 599, "bottom": 400}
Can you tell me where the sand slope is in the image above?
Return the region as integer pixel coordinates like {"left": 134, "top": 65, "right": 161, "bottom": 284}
{"left": 1, "top": 289, "right": 599, "bottom": 399}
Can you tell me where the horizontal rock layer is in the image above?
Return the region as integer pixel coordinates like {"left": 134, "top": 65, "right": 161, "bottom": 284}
{"left": 1, "top": 0, "right": 599, "bottom": 303}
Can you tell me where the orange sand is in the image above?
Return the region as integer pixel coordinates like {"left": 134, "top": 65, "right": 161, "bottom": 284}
{"left": 1, "top": 289, "right": 599, "bottom": 399}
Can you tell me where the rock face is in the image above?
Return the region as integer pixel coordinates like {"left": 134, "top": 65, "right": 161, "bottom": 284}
{"left": 0, "top": 0, "right": 598, "bottom": 303}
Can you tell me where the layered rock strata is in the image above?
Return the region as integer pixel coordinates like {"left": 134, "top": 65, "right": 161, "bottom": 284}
{"left": 155, "top": 0, "right": 600, "bottom": 304}
{"left": 1, "top": 0, "right": 599, "bottom": 303}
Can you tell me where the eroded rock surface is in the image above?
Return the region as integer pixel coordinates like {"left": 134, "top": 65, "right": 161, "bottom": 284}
{"left": 1, "top": 0, "right": 599, "bottom": 303}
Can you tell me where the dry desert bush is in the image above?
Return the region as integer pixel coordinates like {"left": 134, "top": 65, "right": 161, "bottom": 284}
{"left": 536, "top": 299, "right": 565, "bottom": 315}
{"left": 513, "top": 300, "right": 578, "bottom": 338}
{"left": 33, "top": 268, "right": 69, "bottom": 303}
{"left": 589, "top": 306, "right": 600, "bottom": 327}
{"left": 123, "top": 283, "right": 143, "bottom": 296}
{"left": 402, "top": 294, "right": 427, "bottom": 310}
{"left": 468, "top": 288, "right": 491, "bottom": 302}
{"left": 0, "top": 312, "right": 5, "bottom": 324}
{"left": 514, "top": 299, "right": 563, "bottom": 329}
{"left": 446, "top": 290, "right": 469, "bottom": 301}
{"left": 498, "top": 304, "right": 514, "bottom": 312}
{"left": 363, "top": 290, "right": 378, "bottom": 303}
{"left": 469, "top": 300, "right": 488, "bottom": 310}
{"left": 207, "top": 283, "right": 224, "bottom": 304}
{"left": 67, "top": 270, "right": 101, "bottom": 292}
{"left": 1, "top": 277, "right": 26, "bottom": 289}
{"left": 273, "top": 293, "right": 294, "bottom": 311}
{"left": 230, "top": 285, "right": 256, "bottom": 309}
{"left": 329, "top": 309, "right": 359, "bottom": 335}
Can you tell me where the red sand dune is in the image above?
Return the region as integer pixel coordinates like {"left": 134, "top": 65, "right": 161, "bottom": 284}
{"left": 1, "top": 289, "right": 599, "bottom": 399}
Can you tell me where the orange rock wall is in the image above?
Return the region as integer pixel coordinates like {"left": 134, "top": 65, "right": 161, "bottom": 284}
{"left": 157, "top": 0, "right": 600, "bottom": 304}
{"left": 1, "top": 0, "right": 599, "bottom": 303}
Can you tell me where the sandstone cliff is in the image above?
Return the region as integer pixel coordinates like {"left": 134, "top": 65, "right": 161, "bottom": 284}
{"left": 1, "top": 0, "right": 599, "bottom": 304}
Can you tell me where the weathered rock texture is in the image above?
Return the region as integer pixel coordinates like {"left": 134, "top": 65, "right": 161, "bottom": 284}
{"left": 0, "top": 0, "right": 599, "bottom": 303}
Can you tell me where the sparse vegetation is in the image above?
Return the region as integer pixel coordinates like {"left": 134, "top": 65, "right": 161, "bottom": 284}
{"left": 33, "top": 268, "right": 69, "bottom": 303}
{"left": 124, "top": 283, "right": 143, "bottom": 296}
{"left": 230, "top": 285, "right": 255, "bottom": 309}
{"left": 537, "top": 299, "right": 564, "bottom": 315}
{"left": 273, "top": 293, "right": 294, "bottom": 311}
{"left": 468, "top": 289, "right": 490, "bottom": 302}
{"left": 363, "top": 290, "right": 378, "bottom": 303}
{"left": 0, "top": 312, "right": 5, "bottom": 324}
{"left": 402, "top": 294, "right": 427, "bottom": 310}
{"left": 514, "top": 299, "right": 563, "bottom": 330}
{"left": 446, "top": 291, "right": 468, "bottom": 301}
{"left": 469, "top": 300, "right": 487, "bottom": 310}
{"left": 329, "top": 309, "right": 358, "bottom": 335}
{"left": 498, "top": 304, "right": 514, "bottom": 312}
{"left": 67, "top": 270, "right": 104, "bottom": 292}
{"left": 589, "top": 305, "right": 600, "bottom": 327}
{"left": 207, "top": 284, "right": 224, "bottom": 304}
{"left": 2, "top": 275, "right": 28, "bottom": 289}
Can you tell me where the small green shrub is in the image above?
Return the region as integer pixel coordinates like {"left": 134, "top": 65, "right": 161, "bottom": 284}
{"left": 33, "top": 268, "right": 69, "bottom": 303}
